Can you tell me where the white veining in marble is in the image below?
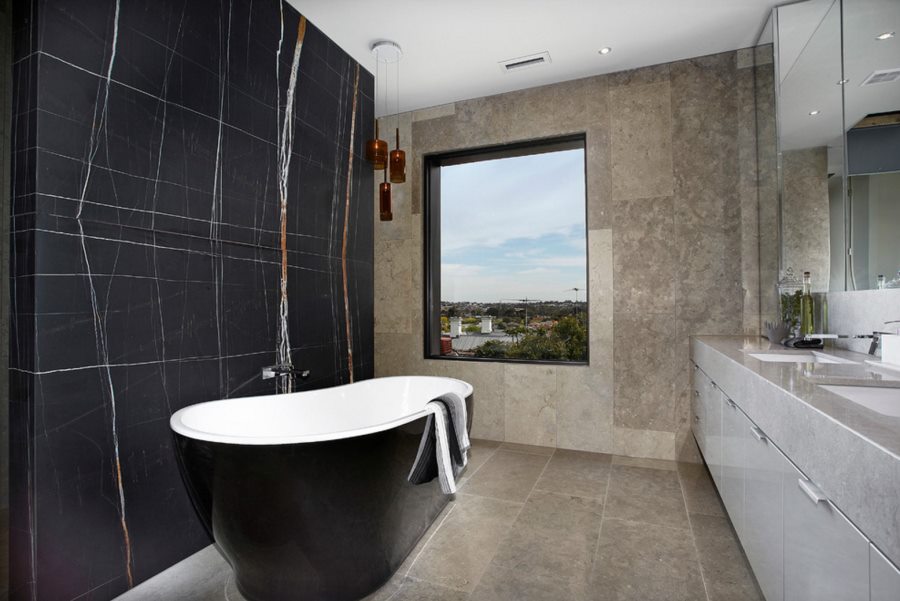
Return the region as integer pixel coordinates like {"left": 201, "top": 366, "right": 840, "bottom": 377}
{"left": 74, "top": 0, "right": 134, "bottom": 586}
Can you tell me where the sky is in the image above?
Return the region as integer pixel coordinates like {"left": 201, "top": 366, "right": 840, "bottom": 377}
{"left": 440, "top": 148, "right": 587, "bottom": 303}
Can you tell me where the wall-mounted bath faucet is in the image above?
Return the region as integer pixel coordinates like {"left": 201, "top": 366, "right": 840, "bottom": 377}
{"left": 262, "top": 364, "right": 310, "bottom": 381}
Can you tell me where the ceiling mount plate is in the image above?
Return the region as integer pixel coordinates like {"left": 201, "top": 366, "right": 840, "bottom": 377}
{"left": 372, "top": 40, "right": 403, "bottom": 63}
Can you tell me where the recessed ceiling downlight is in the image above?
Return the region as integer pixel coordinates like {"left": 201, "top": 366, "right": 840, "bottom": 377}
{"left": 599, "top": 47, "right": 612, "bottom": 55}
{"left": 876, "top": 31, "right": 895, "bottom": 40}
{"left": 809, "top": 110, "right": 820, "bottom": 116}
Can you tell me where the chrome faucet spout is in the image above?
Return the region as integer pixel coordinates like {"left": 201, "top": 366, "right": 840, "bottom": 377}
{"left": 262, "top": 364, "right": 310, "bottom": 381}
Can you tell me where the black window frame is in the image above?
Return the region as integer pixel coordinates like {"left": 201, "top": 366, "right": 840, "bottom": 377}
{"left": 423, "top": 133, "right": 590, "bottom": 365}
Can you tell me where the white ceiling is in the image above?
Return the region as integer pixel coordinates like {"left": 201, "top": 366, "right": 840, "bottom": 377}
{"left": 777, "top": 0, "right": 900, "bottom": 160}
{"left": 288, "top": 0, "right": 782, "bottom": 116}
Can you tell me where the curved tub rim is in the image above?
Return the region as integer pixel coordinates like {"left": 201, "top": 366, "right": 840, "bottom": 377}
{"left": 169, "top": 375, "right": 473, "bottom": 446}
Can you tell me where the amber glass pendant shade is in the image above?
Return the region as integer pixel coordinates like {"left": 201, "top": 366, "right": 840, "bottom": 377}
{"left": 379, "top": 181, "right": 393, "bottom": 221}
{"left": 365, "top": 121, "right": 388, "bottom": 170}
{"left": 389, "top": 128, "right": 406, "bottom": 183}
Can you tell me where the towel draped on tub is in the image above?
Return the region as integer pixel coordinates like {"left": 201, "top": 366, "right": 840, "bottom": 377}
{"left": 408, "top": 392, "right": 471, "bottom": 494}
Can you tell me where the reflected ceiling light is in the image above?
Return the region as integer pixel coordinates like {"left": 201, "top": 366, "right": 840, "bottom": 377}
{"left": 809, "top": 110, "right": 820, "bottom": 116}
{"left": 876, "top": 31, "right": 895, "bottom": 40}
{"left": 837, "top": 79, "right": 849, "bottom": 85}
{"left": 598, "top": 47, "right": 612, "bottom": 55}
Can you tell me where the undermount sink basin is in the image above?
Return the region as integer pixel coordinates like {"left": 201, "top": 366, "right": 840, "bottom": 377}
{"left": 748, "top": 351, "right": 857, "bottom": 365}
{"left": 820, "top": 385, "right": 900, "bottom": 418}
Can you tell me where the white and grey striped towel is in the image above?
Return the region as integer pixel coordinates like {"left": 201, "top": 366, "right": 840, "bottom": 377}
{"left": 408, "top": 392, "right": 470, "bottom": 494}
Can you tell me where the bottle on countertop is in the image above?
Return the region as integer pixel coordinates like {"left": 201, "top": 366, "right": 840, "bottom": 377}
{"left": 800, "top": 271, "right": 814, "bottom": 336}
{"left": 886, "top": 270, "right": 900, "bottom": 289}
{"left": 877, "top": 274, "right": 886, "bottom": 290}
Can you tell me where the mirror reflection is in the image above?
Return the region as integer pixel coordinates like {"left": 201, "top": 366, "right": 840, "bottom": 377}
{"left": 769, "top": 0, "right": 900, "bottom": 294}
{"left": 843, "top": 0, "right": 900, "bottom": 290}
{"left": 776, "top": 0, "right": 844, "bottom": 294}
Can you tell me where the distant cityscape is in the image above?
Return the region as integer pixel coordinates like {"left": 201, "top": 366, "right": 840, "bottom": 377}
{"left": 439, "top": 299, "right": 588, "bottom": 361}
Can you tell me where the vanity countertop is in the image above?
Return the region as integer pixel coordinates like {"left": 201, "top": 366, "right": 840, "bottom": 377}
{"left": 691, "top": 335, "right": 900, "bottom": 564}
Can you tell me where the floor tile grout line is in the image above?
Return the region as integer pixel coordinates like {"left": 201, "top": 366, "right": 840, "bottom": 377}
{"left": 496, "top": 446, "right": 554, "bottom": 457}
{"left": 386, "top": 501, "right": 461, "bottom": 600}
{"left": 464, "top": 447, "right": 555, "bottom": 596}
{"left": 598, "top": 514, "right": 696, "bottom": 534}
{"left": 455, "top": 491, "right": 525, "bottom": 506}
{"left": 676, "top": 462, "right": 713, "bottom": 601}
{"left": 392, "top": 441, "right": 504, "bottom": 598}
{"left": 589, "top": 454, "right": 615, "bottom": 579}
{"left": 458, "top": 442, "right": 501, "bottom": 485}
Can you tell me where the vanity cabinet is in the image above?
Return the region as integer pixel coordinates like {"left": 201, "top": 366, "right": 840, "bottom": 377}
{"left": 870, "top": 544, "right": 900, "bottom": 601}
{"left": 721, "top": 397, "right": 747, "bottom": 540}
{"left": 783, "top": 466, "right": 870, "bottom": 601}
{"left": 742, "top": 419, "right": 784, "bottom": 601}
{"left": 691, "top": 366, "right": 707, "bottom": 457}
{"left": 689, "top": 361, "right": 895, "bottom": 601}
{"left": 691, "top": 367, "right": 723, "bottom": 488}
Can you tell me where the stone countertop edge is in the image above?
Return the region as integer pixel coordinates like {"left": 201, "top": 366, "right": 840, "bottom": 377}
{"left": 690, "top": 335, "right": 900, "bottom": 566}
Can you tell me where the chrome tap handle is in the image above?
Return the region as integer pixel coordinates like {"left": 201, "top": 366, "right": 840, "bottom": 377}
{"left": 261, "top": 365, "right": 310, "bottom": 381}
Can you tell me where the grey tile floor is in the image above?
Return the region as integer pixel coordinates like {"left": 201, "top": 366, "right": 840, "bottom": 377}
{"left": 116, "top": 440, "right": 763, "bottom": 601}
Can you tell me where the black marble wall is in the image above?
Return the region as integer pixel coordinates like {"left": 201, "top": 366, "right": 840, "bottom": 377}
{"left": 9, "top": 1, "right": 374, "bottom": 599}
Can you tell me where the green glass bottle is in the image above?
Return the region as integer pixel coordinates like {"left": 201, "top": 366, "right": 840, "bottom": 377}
{"left": 800, "top": 271, "right": 814, "bottom": 336}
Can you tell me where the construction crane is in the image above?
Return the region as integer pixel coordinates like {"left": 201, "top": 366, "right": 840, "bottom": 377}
{"left": 500, "top": 297, "right": 537, "bottom": 327}
{"left": 564, "top": 288, "right": 583, "bottom": 317}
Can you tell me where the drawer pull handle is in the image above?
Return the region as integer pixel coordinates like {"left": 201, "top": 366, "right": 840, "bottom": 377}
{"left": 750, "top": 426, "right": 766, "bottom": 442}
{"left": 798, "top": 478, "right": 827, "bottom": 505}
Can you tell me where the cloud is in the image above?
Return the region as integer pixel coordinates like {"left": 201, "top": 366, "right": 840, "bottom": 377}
{"left": 439, "top": 149, "right": 586, "bottom": 254}
{"left": 531, "top": 255, "right": 586, "bottom": 268}
{"left": 436, "top": 148, "right": 587, "bottom": 302}
{"left": 442, "top": 263, "right": 485, "bottom": 276}
{"left": 517, "top": 267, "right": 556, "bottom": 275}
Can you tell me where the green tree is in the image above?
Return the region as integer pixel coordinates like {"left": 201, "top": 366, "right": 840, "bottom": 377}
{"left": 474, "top": 339, "right": 509, "bottom": 358}
{"left": 553, "top": 316, "right": 587, "bottom": 361}
{"left": 506, "top": 329, "right": 565, "bottom": 360}
{"left": 502, "top": 317, "right": 587, "bottom": 361}
{"left": 505, "top": 325, "right": 525, "bottom": 342}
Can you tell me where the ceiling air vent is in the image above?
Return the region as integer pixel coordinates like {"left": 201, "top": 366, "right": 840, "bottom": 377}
{"left": 499, "top": 51, "right": 551, "bottom": 73}
{"left": 860, "top": 68, "right": 900, "bottom": 86}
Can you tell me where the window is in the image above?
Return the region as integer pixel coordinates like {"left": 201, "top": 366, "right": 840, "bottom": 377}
{"left": 424, "top": 135, "right": 588, "bottom": 363}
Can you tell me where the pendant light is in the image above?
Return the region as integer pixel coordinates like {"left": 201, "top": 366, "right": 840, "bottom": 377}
{"left": 389, "top": 45, "right": 406, "bottom": 183}
{"left": 365, "top": 122, "right": 388, "bottom": 169}
{"left": 390, "top": 127, "right": 406, "bottom": 183}
{"left": 379, "top": 169, "right": 392, "bottom": 221}
{"left": 364, "top": 50, "right": 388, "bottom": 169}
{"left": 368, "top": 40, "right": 404, "bottom": 220}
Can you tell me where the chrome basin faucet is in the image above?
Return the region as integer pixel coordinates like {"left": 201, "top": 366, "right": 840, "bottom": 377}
{"left": 872, "top": 320, "right": 900, "bottom": 355}
{"left": 803, "top": 320, "right": 900, "bottom": 356}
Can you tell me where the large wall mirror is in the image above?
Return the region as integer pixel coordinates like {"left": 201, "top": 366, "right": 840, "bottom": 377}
{"left": 759, "top": 0, "right": 900, "bottom": 297}
{"left": 843, "top": 0, "right": 900, "bottom": 290}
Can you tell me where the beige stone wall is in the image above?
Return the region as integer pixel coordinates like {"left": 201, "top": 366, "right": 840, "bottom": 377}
{"left": 754, "top": 46, "right": 779, "bottom": 327}
{"left": 373, "top": 50, "right": 759, "bottom": 460}
{"left": 781, "top": 147, "right": 831, "bottom": 292}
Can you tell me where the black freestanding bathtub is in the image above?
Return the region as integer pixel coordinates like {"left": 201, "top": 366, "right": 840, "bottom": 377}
{"left": 170, "top": 376, "right": 473, "bottom": 601}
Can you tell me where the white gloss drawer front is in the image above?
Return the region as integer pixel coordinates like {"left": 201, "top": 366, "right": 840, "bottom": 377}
{"left": 688, "top": 361, "right": 899, "bottom": 601}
